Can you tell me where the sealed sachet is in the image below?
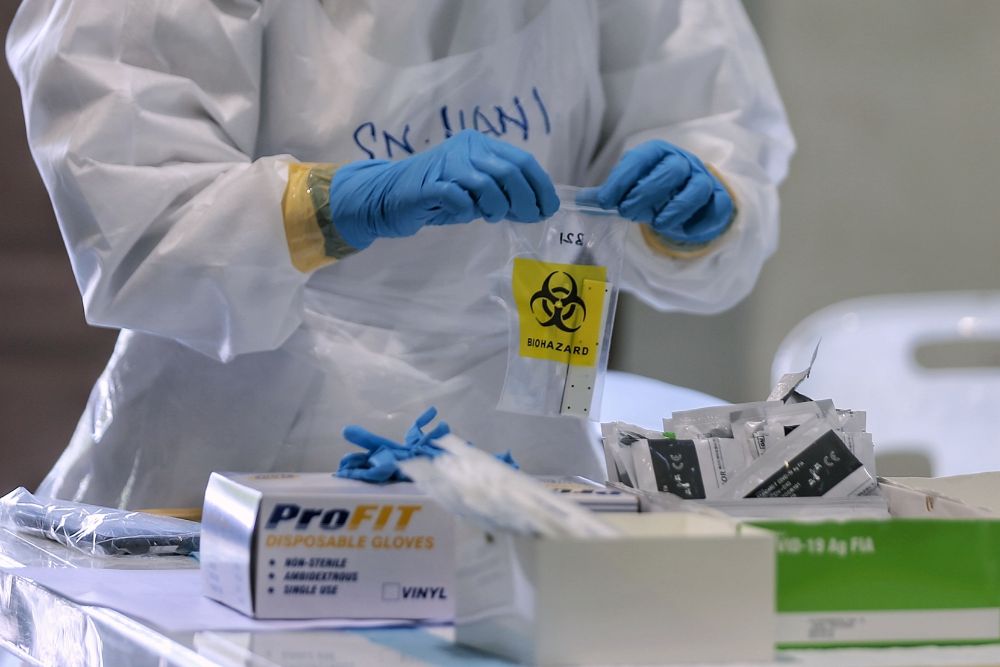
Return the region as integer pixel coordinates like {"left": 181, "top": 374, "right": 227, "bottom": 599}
{"left": 605, "top": 345, "right": 881, "bottom": 506}
{"left": 666, "top": 401, "right": 782, "bottom": 440}
{"left": 838, "top": 409, "right": 867, "bottom": 432}
{"left": 601, "top": 421, "right": 664, "bottom": 487}
{"left": 730, "top": 399, "right": 834, "bottom": 459}
{"left": 764, "top": 412, "right": 876, "bottom": 475}
{"left": 838, "top": 431, "right": 877, "bottom": 476}
{"left": 729, "top": 401, "right": 876, "bottom": 476}
{"left": 730, "top": 400, "right": 834, "bottom": 458}
{"left": 721, "top": 417, "right": 879, "bottom": 499}
{"left": 760, "top": 400, "right": 835, "bottom": 443}
{"left": 632, "top": 435, "right": 749, "bottom": 500}
{"left": 494, "top": 186, "right": 627, "bottom": 419}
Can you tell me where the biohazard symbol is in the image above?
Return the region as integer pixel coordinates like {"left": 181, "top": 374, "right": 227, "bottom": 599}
{"left": 529, "top": 271, "right": 587, "bottom": 332}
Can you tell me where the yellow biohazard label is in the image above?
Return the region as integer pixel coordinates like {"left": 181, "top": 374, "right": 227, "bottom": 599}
{"left": 513, "top": 258, "right": 607, "bottom": 367}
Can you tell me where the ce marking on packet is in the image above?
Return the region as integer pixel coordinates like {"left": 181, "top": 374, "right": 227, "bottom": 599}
{"left": 779, "top": 536, "right": 876, "bottom": 558}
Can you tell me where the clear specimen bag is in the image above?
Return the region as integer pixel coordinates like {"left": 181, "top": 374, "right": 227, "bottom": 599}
{"left": 493, "top": 186, "right": 628, "bottom": 420}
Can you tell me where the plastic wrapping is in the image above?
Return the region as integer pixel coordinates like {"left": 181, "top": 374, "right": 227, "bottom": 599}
{"left": 732, "top": 401, "right": 877, "bottom": 477}
{"left": 399, "top": 434, "right": 618, "bottom": 538}
{"left": 721, "top": 419, "right": 879, "bottom": 499}
{"left": 0, "top": 487, "right": 199, "bottom": 557}
{"left": 840, "top": 430, "right": 877, "bottom": 476}
{"left": 631, "top": 435, "right": 748, "bottom": 500}
{"left": 666, "top": 401, "right": 781, "bottom": 440}
{"left": 605, "top": 420, "right": 755, "bottom": 500}
{"left": 730, "top": 407, "right": 770, "bottom": 460}
{"left": 759, "top": 400, "right": 833, "bottom": 446}
{"left": 767, "top": 340, "right": 820, "bottom": 403}
{"left": 838, "top": 409, "right": 867, "bottom": 432}
{"left": 494, "top": 186, "right": 627, "bottom": 420}
{"left": 615, "top": 352, "right": 882, "bottom": 507}
{"left": 600, "top": 421, "right": 664, "bottom": 488}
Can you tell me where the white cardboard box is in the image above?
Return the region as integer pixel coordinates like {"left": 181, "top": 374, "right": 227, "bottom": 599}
{"left": 455, "top": 512, "right": 775, "bottom": 665}
{"left": 200, "top": 472, "right": 454, "bottom": 620}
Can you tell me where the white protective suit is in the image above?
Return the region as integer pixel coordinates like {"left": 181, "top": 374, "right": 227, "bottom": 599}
{"left": 7, "top": 0, "right": 794, "bottom": 510}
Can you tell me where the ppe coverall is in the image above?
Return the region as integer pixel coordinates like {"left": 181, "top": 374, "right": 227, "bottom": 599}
{"left": 6, "top": 0, "right": 794, "bottom": 509}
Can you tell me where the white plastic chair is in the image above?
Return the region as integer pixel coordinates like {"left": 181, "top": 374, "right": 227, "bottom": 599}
{"left": 772, "top": 292, "right": 1000, "bottom": 477}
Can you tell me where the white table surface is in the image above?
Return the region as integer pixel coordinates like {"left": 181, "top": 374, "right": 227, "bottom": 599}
{"left": 3, "top": 525, "right": 1000, "bottom": 667}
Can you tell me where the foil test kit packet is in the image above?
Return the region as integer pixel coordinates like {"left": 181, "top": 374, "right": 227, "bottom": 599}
{"left": 200, "top": 472, "right": 454, "bottom": 620}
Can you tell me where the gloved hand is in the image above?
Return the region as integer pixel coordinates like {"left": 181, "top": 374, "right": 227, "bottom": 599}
{"left": 330, "top": 129, "right": 559, "bottom": 250}
{"left": 595, "top": 140, "right": 734, "bottom": 246}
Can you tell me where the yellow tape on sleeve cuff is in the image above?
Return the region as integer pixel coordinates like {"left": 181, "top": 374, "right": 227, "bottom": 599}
{"left": 282, "top": 162, "right": 358, "bottom": 272}
{"left": 641, "top": 163, "right": 740, "bottom": 260}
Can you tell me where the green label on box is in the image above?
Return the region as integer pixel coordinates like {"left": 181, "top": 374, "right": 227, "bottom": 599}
{"left": 755, "top": 519, "right": 1000, "bottom": 613}
{"left": 749, "top": 518, "right": 1000, "bottom": 647}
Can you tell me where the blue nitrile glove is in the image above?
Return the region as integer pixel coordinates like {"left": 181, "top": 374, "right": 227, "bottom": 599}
{"left": 595, "top": 140, "right": 734, "bottom": 246}
{"left": 329, "top": 129, "right": 560, "bottom": 250}
{"left": 337, "top": 407, "right": 520, "bottom": 483}
{"left": 338, "top": 407, "right": 450, "bottom": 483}
{"left": 494, "top": 450, "right": 520, "bottom": 470}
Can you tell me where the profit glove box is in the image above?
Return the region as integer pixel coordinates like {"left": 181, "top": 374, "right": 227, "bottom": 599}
{"left": 200, "top": 472, "right": 454, "bottom": 620}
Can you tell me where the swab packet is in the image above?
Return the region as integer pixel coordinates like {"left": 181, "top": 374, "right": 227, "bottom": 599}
{"left": 721, "top": 418, "right": 879, "bottom": 500}
{"left": 632, "top": 435, "right": 749, "bottom": 500}
{"left": 600, "top": 421, "right": 665, "bottom": 488}
{"left": 665, "top": 401, "right": 782, "bottom": 440}
{"left": 730, "top": 400, "right": 835, "bottom": 459}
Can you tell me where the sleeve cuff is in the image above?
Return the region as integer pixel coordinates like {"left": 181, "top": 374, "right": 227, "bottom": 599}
{"left": 281, "top": 162, "right": 359, "bottom": 272}
{"left": 640, "top": 163, "right": 740, "bottom": 260}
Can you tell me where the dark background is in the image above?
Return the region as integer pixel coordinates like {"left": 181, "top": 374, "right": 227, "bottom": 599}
{"left": 0, "top": 4, "right": 117, "bottom": 494}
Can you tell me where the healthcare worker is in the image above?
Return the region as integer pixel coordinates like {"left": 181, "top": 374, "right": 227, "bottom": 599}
{"left": 7, "top": 0, "right": 794, "bottom": 509}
